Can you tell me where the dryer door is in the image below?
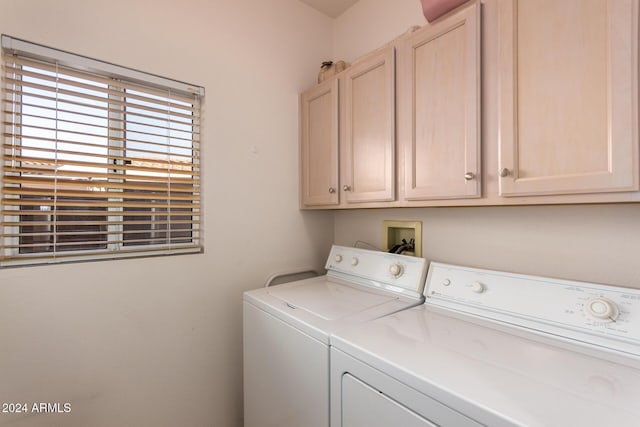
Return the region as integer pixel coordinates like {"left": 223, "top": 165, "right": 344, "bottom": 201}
{"left": 331, "top": 347, "right": 482, "bottom": 427}
{"left": 342, "top": 374, "right": 436, "bottom": 427}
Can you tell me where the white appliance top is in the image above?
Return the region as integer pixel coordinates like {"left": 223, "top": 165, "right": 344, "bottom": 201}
{"left": 325, "top": 245, "right": 428, "bottom": 300}
{"left": 425, "top": 262, "right": 640, "bottom": 358}
{"left": 243, "top": 245, "right": 428, "bottom": 344}
{"left": 330, "top": 262, "right": 640, "bottom": 426}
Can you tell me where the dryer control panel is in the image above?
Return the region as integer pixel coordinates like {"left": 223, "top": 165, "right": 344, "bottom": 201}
{"left": 425, "top": 262, "right": 640, "bottom": 357}
{"left": 326, "top": 245, "right": 428, "bottom": 299}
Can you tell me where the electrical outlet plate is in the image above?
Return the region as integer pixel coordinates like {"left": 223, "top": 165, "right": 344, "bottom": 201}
{"left": 383, "top": 220, "right": 422, "bottom": 257}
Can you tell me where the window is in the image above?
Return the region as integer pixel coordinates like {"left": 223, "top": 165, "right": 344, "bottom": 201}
{"left": 1, "top": 35, "right": 203, "bottom": 266}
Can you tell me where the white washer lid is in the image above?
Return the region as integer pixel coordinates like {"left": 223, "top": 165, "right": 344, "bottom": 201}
{"left": 267, "top": 279, "right": 398, "bottom": 320}
{"left": 244, "top": 275, "right": 422, "bottom": 344}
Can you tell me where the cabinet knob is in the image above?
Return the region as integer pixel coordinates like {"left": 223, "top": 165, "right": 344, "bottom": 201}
{"left": 464, "top": 172, "right": 475, "bottom": 181}
{"left": 343, "top": 185, "right": 351, "bottom": 192}
{"left": 499, "top": 168, "right": 511, "bottom": 178}
{"left": 328, "top": 187, "right": 336, "bottom": 194}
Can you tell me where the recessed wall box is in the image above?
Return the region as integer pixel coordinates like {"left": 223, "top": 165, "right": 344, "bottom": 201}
{"left": 383, "top": 220, "right": 422, "bottom": 257}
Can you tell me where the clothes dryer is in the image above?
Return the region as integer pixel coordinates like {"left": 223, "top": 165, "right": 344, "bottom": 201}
{"left": 330, "top": 262, "right": 640, "bottom": 427}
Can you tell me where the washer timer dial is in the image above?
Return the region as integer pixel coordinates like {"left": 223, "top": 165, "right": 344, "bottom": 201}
{"left": 584, "top": 297, "right": 619, "bottom": 322}
{"left": 389, "top": 263, "right": 404, "bottom": 278}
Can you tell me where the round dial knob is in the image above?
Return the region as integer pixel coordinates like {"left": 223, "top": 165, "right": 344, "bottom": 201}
{"left": 351, "top": 257, "right": 359, "bottom": 266}
{"left": 389, "top": 263, "right": 403, "bottom": 278}
{"left": 585, "top": 297, "right": 619, "bottom": 322}
{"left": 469, "top": 282, "right": 484, "bottom": 294}
{"left": 335, "top": 254, "right": 343, "bottom": 263}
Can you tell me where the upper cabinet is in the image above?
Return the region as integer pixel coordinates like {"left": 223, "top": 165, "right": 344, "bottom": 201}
{"left": 300, "top": 79, "right": 339, "bottom": 207}
{"left": 398, "top": 2, "right": 481, "bottom": 201}
{"left": 300, "top": 46, "right": 396, "bottom": 208}
{"left": 341, "top": 46, "right": 396, "bottom": 204}
{"left": 498, "top": 0, "right": 639, "bottom": 197}
{"left": 299, "top": 0, "right": 640, "bottom": 209}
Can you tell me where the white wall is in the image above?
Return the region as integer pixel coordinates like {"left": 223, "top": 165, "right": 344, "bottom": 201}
{"left": 333, "top": 0, "right": 640, "bottom": 289}
{"left": 0, "top": 1, "right": 334, "bottom": 426}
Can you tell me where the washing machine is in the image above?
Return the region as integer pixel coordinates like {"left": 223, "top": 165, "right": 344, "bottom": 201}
{"left": 330, "top": 262, "right": 640, "bottom": 427}
{"left": 242, "top": 245, "right": 428, "bottom": 427}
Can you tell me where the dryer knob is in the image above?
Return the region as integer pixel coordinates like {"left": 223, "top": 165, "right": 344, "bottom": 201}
{"left": 470, "top": 282, "right": 485, "bottom": 293}
{"left": 335, "top": 254, "right": 343, "bottom": 263}
{"left": 351, "top": 257, "right": 359, "bottom": 266}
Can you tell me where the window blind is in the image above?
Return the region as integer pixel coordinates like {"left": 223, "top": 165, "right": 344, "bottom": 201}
{"left": 1, "top": 36, "right": 203, "bottom": 266}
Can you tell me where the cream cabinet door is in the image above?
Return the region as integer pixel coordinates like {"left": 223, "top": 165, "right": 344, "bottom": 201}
{"left": 300, "top": 79, "right": 339, "bottom": 207}
{"left": 341, "top": 46, "right": 396, "bottom": 203}
{"left": 399, "top": 2, "right": 481, "bottom": 200}
{"left": 498, "top": 0, "right": 639, "bottom": 197}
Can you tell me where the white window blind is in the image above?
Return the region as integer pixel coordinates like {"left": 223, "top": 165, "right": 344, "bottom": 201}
{"left": 1, "top": 35, "right": 203, "bottom": 266}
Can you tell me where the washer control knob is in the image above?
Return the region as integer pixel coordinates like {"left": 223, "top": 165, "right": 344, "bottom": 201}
{"left": 585, "top": 297, "right": 619, "bottom": 322}
{"left": 389, "top": 263, "right": 403, "bottom": 278}
{"left": 351, "top": 257, "right": 359, "bottom": 266}
{"left": 335, "top": 254, "right": 343, "bottom": 263}
{"left": 442, "top": 279, "right": 451, "bottom": 287}
{"left": 470, "top": 282, "right": 485, "bottom": 294}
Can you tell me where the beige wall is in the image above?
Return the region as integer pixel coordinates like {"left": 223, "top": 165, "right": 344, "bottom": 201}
{"left": 334, "top": 205, "right": 640, "bottom": 287}
{"left": 0, "top": 1, "right": 334, "bottom": 426}
{"left": 333, "top": 0, "right": 423, "bottom": 60}
{"left": 333, "top": 0, "right": 640, "bottom": 289}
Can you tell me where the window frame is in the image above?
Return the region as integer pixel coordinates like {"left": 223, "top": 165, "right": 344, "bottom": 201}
{"left": 1, "top": 35, "right": 204, "bottom": 267}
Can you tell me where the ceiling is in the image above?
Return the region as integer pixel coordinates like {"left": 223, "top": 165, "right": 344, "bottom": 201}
{"left": 298, "top": 0, "right": 360, "bottom": 18}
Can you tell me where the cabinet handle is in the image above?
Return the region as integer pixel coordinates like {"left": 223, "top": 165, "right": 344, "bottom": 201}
{"left": 342, "top": 185, "right": 352, "bottom": 192}
{"left": 464, "top": 172, "right": 475, "bottom": 181}
{"left": 499, "top": 168, "right": 510, "bottom": 178}
{"left": 328, "top": 187, "right": 336, "bottom": 194}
